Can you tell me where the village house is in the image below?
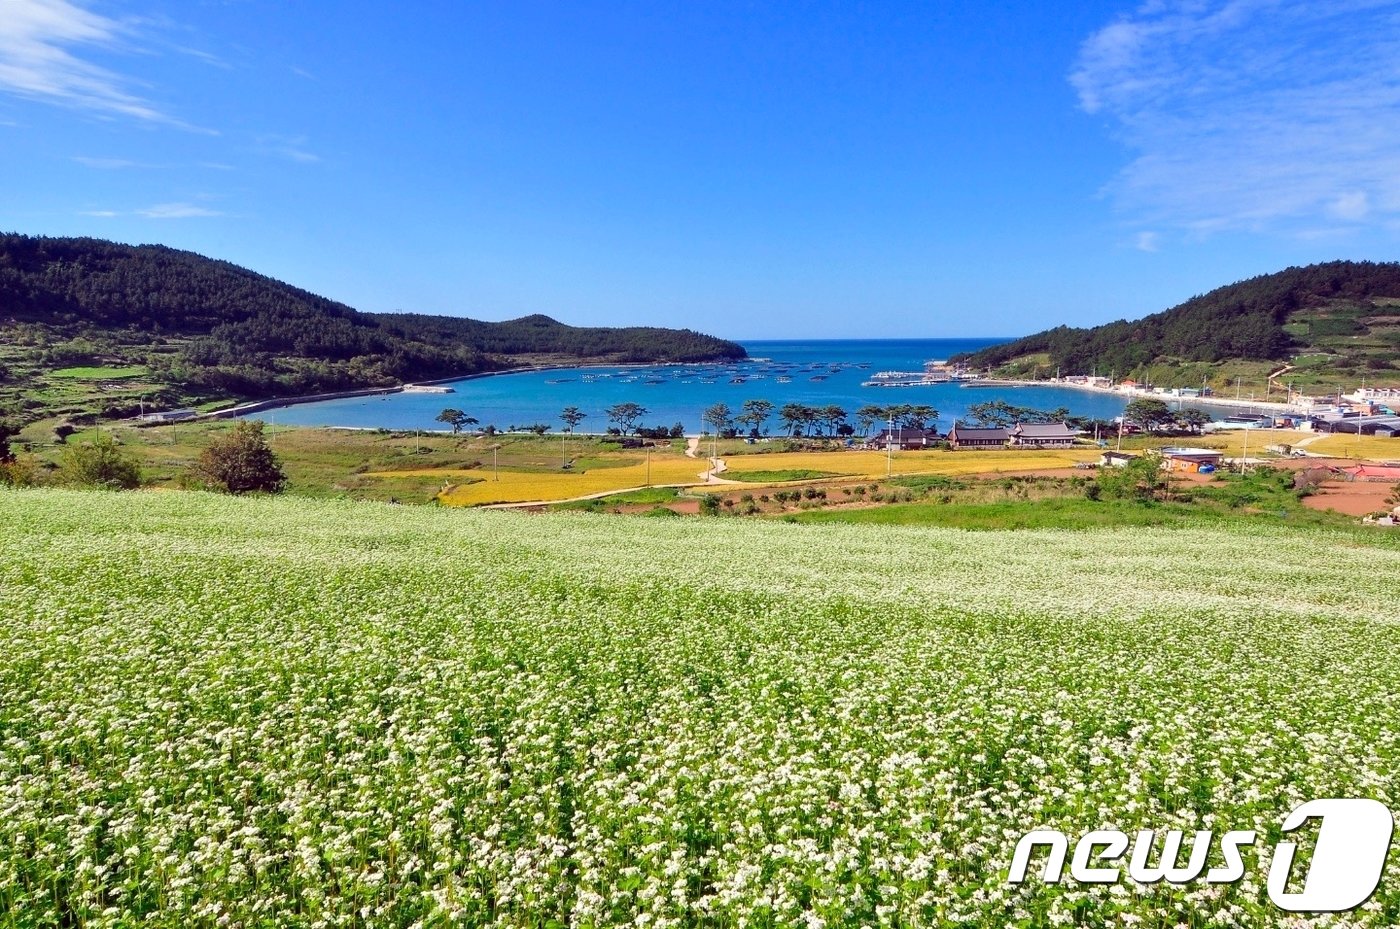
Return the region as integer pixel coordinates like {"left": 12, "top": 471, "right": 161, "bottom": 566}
{"left": 868, "top": 428, "right": 940, "bottom": 450}
{"left": 1008, "top": 422, "right": 1078, "bottom": 448}
{"left": 1160, "top": 447, "right": 1224, "bottom": 473}
{"left": 1099, "top": 450, "right": 1136, "bottom": 468}
{"left": 946, "top": 425, "right": 1010, "bottom": 449}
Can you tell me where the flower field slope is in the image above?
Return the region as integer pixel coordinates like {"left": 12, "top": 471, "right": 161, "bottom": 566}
{"left": 2, "top": 488, "right": 1400, "bottom": 927}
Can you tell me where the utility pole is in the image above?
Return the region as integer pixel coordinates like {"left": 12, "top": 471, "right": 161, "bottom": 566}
{"left": 646, "top": 446, "right": 652, "bottom": 487}
{"left": 493, "top": 445, "right": 499, "bottom": 481}
{"left": 886, "top": 412, "right": 893, "bottom": 478}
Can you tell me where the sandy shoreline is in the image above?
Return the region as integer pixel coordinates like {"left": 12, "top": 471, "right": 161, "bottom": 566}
{"left": 983, "top": 377, "right": 1308, "bottom": 415}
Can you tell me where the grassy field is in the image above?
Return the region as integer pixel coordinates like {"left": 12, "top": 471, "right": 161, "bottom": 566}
{"left": 788, "top": 495, "right": 1211, "bottom": 529}
{"left": 1305, "top": 433, "right": 1400, "bottom": 461}
{"left": 3, "top": 488, "right": 1398, "bottom": 926}
{"left": 786, "top": 469, "right": 1366, "bottom": 531}
{"left": 12, "top": 420, "right": 1393, "bottom": 510}
{"left": 13, "top": 423, "right": 704, "bottom": 505}
{"left": 46, "top": 365, "right": 151, "bottom": 379}
{"left": 723, "top": 468, "right": 843, "bottom": 482}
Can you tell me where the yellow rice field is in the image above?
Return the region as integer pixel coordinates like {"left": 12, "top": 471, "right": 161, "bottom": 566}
{"left": 719, "top": 448, "right": 1100, "bottom": 478}
{"left": 382, "top": 455, "right": 715, "bottom": 506}
{"left": 399, "top": 446, "right": 1106, "bottom": 506}
{"left": 1305, "top": 433, "right": 1400, "bottom": 460}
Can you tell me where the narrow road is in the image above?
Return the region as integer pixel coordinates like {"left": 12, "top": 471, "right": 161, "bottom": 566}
{"left": 686, "top": 435, "right": 734, "bottom": 481}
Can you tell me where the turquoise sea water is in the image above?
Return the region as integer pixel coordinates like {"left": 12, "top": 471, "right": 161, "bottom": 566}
{"left": 256, "top": 338, "right": 1130, "bottom": 433}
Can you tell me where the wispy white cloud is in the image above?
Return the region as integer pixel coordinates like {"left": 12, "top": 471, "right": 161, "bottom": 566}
{"left": 78, "top": 201, "right": 224, "bottom": 219}
{"left": 172, "top": 44, "right": 231, "bottom": 70}
{"left": 256, "top": 133, "right": 320, "bottom": 164}
{"left": 0, "top": 0, "right": 158, "bottom": 120}
{"left": 1072, "top": 1, "right": 1400, "bottom": 240}
{"left": 137, "top": 201, "right": 223, "bottom": 219}
{"left": 0, "top": 0, "right": 211, "bottom": 130}
{"left": 72, "top": 155, "right": 150, "bottom": 169}
{"left": 1134, "top": 230, "right": 1161, "bottom": 252}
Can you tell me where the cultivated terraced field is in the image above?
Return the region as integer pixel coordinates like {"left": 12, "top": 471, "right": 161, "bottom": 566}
{"left": 3, "top": 489, "right": 1399, "bottom": 927}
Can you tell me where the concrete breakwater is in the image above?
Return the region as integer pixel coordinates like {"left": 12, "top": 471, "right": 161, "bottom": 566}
{"left": 204, "top": 386, "right": 404, "bottom": 421}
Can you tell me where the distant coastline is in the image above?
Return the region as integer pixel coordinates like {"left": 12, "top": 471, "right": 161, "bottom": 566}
{"left": 978, "top": 377, "right": 1305, "bottom": 415}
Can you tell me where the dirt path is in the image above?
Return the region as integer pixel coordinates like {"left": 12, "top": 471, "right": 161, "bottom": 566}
{"left": 701, "top": 457, "right": 734, "bottom": 483}
{"left": 684, "top": 436, "right": 736, "bottom": 481}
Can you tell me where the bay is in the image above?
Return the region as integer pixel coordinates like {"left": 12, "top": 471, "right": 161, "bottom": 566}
{"left": 255, "top": 338, "right": 1130, "bottom": 433}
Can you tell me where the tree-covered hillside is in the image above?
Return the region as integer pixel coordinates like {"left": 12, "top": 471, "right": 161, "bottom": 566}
{"left": 954, "top": 260, "right": 1400, "bottom": 376}
{"left": 0, "top": 234, "right": 744, "bottom": 421}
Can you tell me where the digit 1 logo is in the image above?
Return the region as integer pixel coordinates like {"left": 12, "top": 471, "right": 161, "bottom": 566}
{"left": 1268, "top": 799, "right": 1394, "bottom": 912}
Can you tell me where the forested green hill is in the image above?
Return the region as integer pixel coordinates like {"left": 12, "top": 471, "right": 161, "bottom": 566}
{"left": 952, "top": 260, "right": 1400, "bottom": 380}
{"left": 0, "top": 234, "right": 744, "bottom": 421}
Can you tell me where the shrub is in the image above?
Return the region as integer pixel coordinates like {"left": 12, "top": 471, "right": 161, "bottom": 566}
{"left": 61, "top": 433, "right": 141, "bottom": 490}
{"left": 0, "top": 457, "right": 40, "bottom": 487}
{"left": 191, "top": 421, "right": 288, "bottom": 494}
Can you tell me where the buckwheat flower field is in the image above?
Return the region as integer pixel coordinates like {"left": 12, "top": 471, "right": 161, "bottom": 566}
{"left": 3, "top": 488, "right": 1399, "bottom": 928}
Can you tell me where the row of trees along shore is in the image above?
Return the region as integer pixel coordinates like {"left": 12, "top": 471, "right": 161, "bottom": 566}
{"left": 432, "top": 397, "right": 1219, "bottom": 441}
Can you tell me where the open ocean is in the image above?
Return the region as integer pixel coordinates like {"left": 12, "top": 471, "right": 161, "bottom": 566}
{"left": 257, "top": 338, "right": 1131, "bottom": 433}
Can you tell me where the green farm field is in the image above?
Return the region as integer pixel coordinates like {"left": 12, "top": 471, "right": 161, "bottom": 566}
{"left": 3, "top": 488, "right": 1400, "bottom": 926}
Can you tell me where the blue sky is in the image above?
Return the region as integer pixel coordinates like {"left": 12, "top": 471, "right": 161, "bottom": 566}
{"left": 3, "top": 0, "right": 1399, "bottom": 339}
